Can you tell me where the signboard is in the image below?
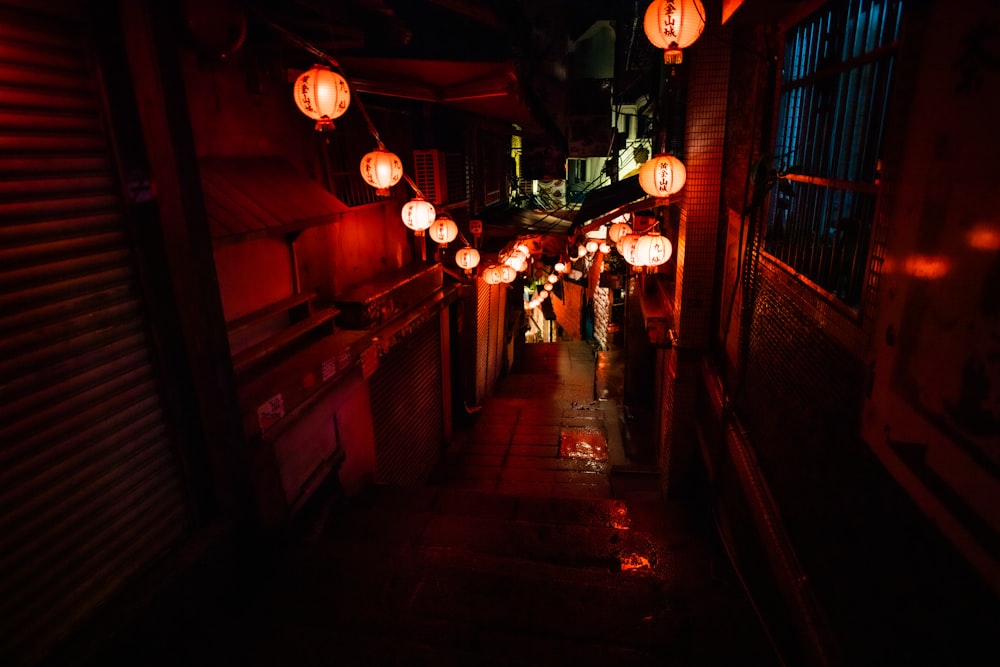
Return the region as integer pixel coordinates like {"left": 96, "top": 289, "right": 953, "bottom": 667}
{"left": 360, "top": 345, "right": 379, "bottom": 380}
{"left": 256, "top": 393, "right": 284, "bottom": 432}
{"left": 469, "top": 219, "right": 483, "bottom": 237}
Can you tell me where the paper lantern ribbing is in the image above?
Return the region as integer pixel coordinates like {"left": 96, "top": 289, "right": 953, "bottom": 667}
{"left": 633, "top": 233, "right": 673, "bottom": 267}
{"left": 428, "top": 215, "right": 458, "bottom": 246}
{"left": 360, "top": 148, "right": 402, "bottom": 196}
{"left": 617, "top": 233, "right": 643, "bottom": 266}
{"left": 482, "top": 265, "right": 502, "bottom": 285}
{"left": 608, "top": 221, "right": 633, "bottom": 244}
{"left": 455, "top": 247, "right": 481, "bottom": 271}
{"left": 401, "top": 197, "right": 435, "bottom": 231}
{"left": 294, "top": 65, "right": 351, "bottom": 131}
{"left": 639, "top": 154, "right": 686, "bottom": 198}
{"left": 643, "top": 0, "right": 706, "bottom": 64}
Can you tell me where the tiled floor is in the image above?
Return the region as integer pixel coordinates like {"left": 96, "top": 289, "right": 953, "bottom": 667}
{"left": 75, "top": 341, "right": 780, "bottom": 667}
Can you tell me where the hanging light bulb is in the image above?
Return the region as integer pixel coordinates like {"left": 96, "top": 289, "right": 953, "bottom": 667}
{"left": 294, "top": 64, "right": 350, "bottom": 131}
{"left": 401, "top": 197, "right": 435, "bottom": 232}
{"left": 360, "top": 145, "right": 403, "bottom": 196}
{"left": 639, "top": 154, "right": 687, "bottom": 198}
{"left": 428, "top": 214, "right": 458, "bottom": 246}
{"left": 455, "top": 247, "right": 480, "bottom": 273}
{"left": 643, "top": 0, "right": 706, "bottom": 64}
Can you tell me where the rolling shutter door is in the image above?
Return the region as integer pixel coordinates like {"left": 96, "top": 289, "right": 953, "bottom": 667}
{"left": 475, "top": 277, "right": 490, "bottom": 403}
{"left": 474, "top": 279, "right": 509, "bottom": 404}
{"left": 369, "top": 318, "right": 443, "bottom": 485}
{"left": 490, "top": 282, "right": 506, "bottom": 386}
{"left": 0, "top": 5, "right": 189, "bottom": 664}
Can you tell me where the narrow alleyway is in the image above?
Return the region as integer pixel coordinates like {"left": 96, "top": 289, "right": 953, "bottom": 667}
{"left": 81, "top": 342, "right": 778, "bottom": 666}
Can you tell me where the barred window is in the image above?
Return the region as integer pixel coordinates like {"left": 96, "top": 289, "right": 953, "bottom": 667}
{"left": 766, "top": 0, "right": 903, "bottom": 307}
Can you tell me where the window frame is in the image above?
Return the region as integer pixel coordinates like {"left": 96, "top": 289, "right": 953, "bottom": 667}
{"left": 764, "top": 0, "right": 904, "bottom": 313}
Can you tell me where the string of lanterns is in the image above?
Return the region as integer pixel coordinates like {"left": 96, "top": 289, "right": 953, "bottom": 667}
{"left": 283, "top": 1, "right": 706, "bottom": 290}
{"left": 290, "top": 50, "right": 482, "bottom": 272}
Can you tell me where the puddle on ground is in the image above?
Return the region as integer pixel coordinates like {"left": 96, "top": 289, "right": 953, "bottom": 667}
{"left": 559, "top": 427, "right": 608, "bottom": 461}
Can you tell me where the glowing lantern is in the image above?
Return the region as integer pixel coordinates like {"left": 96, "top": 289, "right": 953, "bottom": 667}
{"left": 455, "top": 247, "right": 480, "bottom": 272}
{"left": 585, "top": 240, "right": 599, "bottom": 254}
{"left": 547, "top": 274, "right": 559, "bottom": 283}
{"left": 617, "top": 233, "right": 644, "bottom": 266}
{"left": 482, "top": 265, "right": 502, "bottom": 285}
{"left": 428, "top": 215, "right": 458, "bottom": 245}
{"left": 504, "top": 250, "right": 528, "bottom": 272}
{"left": 294, "top": 64, "right": 351, "bottom": 130}
{"left": 643, "top": 0, "right": 706, "bottom": 64}
{"left": 639, "top": 154, "right": 686, "bottom": 198}
{"left": 633, "top": 233, "right": 673, "bottom": 266}
{"left": 498, "top": 265, "right": 517, "bottom": 283}
{"left": 515, "top": 242, "right": 531, "bottom": 257}
{"left": 544, "top": 283, "right": 554, "bottom": 291}
{"left": 401, "top": 197, "right": 435, "bottom": 231}
{"left": 577, "top": 245, "right": 587, "bottom": 258}
{"left": 608, "top": 221, "right": 633, "bottom": 244}
{"left": 554, "top": 261, "right": 566, "bottom": 273}
{"left": 360, "top": 146, "right": 402, "bottom": 196}
{"left": 599, "top": 242, "right": 612, "bottom": 254}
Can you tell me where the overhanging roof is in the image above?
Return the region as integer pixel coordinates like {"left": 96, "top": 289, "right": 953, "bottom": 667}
{"left": 570, "top": 175, "right": 651, "bottom": 234}
{"left": 335, "top": 56, "right": 548, "bottom": 136}
{"left": 200, "top": 156, "right": 349, "bottom": 242}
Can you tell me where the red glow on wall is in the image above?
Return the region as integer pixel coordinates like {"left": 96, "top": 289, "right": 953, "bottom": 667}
{"left": 967, "top": 224, "right": 1000, "bottom": 251}
{"left": 903, "top": 255, "right": 951, "bottom": 279}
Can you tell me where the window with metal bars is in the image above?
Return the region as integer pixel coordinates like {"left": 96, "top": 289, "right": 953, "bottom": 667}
{"left": 766, "top": 0, "right": 903, "bottom": 307}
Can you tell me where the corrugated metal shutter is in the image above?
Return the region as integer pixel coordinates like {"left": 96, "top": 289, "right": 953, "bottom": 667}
{"left": 474, "top": 279, "right": 509, "bottom": 404}
{"left": 491, "top": 283, "right": 506, "bottom": 384}
{"left": 369, "top": 318, "right": 443, "bottom": 485}
{"left": 0, "top": 5, "right": 189, "bottom": 665}
{"left": 475, "top": 277, "right": 491, "bottom": 404}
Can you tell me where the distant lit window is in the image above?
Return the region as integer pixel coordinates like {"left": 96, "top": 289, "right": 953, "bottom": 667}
{"left": 766, "top": 0, "right": 903, "bottom": 307}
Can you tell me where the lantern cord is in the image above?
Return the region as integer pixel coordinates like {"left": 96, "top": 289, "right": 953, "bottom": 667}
{"left": 402, "top": 174, "right": 427, "bottom": 200}
{"left": 253, "top": 12, "right": 384, "bottom": 145}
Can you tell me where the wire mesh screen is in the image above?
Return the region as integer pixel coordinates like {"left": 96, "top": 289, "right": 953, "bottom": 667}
{"left": 766, "top": 0, "right": 902, "bottom": 307}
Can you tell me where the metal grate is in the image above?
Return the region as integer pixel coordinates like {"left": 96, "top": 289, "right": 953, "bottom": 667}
{"left": 369, "top": 318, "right": 443, "bottom": 485}
{"left": 766, "top": 0, "right": 903, "bottom": 308}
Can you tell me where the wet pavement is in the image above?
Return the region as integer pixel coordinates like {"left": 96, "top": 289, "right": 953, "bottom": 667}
{"left": 78, "top": 341, "right": 779, "bottom": 667}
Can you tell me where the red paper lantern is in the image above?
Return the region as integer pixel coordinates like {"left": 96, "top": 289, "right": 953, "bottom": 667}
{"left": 643, "top": 0, "right": 706, "bottom": 64}
{"left": 294, "top": 64, "right": 350, "bottom": 131}
{"left": 360, "top": 147, "right": 402, "bottom": 196}
{"left": 639, "top": 154, "right": 686, "bottom": 198}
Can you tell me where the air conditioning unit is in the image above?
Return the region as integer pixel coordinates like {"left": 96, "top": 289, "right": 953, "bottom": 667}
{"left": 413, "top": 149, "right": 448, "bottom": 204}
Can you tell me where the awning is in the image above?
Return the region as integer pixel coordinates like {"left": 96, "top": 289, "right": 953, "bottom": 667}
{"left": 334, "top": 56, "right": 552, "bottom": 139}
{"left": 199, "top": 156, "right": 349, "bottom": 242}
{"left": 570, "top": 175, "right": 651, "bottom": 235}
